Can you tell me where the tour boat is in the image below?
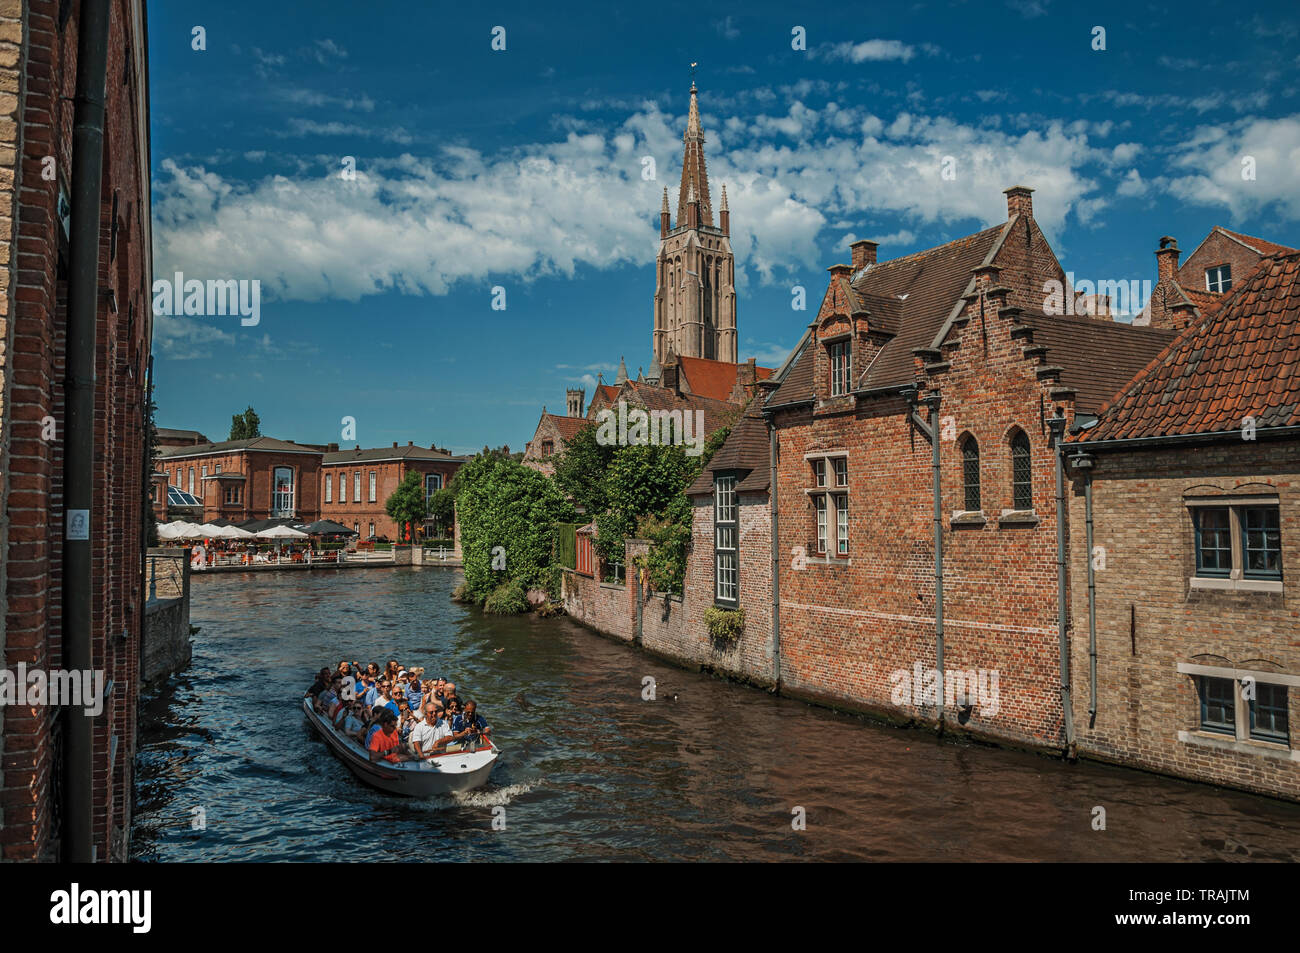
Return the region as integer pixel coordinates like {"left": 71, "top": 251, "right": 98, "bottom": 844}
{"left": 302, "top": 697, "right": 500, "bottom": 797}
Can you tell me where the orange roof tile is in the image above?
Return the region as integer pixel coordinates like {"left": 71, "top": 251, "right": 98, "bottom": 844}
{"left": 1074, "top": 251, "right": 1300, "bottom": 443}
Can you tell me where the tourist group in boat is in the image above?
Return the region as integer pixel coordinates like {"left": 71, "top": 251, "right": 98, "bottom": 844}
{"left": 305, "top": 660, "right": 491, "bottom": 765}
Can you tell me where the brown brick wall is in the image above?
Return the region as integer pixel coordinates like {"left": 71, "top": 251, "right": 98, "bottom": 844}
{"left": 1067, "top": 439, "right": 1300, "bottom": 800}
{"left": 0, "top": 0, "right": 152, "bottom": 860}
{"left": 1178, "top": 231, "right": 1264, "bottom": 296}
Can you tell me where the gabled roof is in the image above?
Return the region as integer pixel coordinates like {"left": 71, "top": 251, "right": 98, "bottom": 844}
{"left": 686, "top": 398, "right": 769, "bottom": 496}
{"left": 675, "top": 355, "right": 773, "bottom": 402}
{"left": 1016, "top": 313, "right": 1179, "bottom": 414}
{"left": 540, "top": 413, "right": 590, "bottom": 442}
{"left": 768, "top": 222, "right": 1010, "bottom": 406}
{"left": 1212, "top": 227, "right": 1297, "bottom": 260}
{"left": 613, "top": 379, "right": 741, "bottom": 438}
{"left": 156, "top": 436, "right": 321, "bottom": 458}
{"left": 1075, "top": 251, "right": 1300, "bottom": 443}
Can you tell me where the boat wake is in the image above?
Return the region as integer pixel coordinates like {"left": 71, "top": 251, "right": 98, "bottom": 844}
{"left": 416, "top": 781, "right": 538, "bottom": 811}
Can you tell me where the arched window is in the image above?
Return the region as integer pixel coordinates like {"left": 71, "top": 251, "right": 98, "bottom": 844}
{"left": 961, "top": 436, "right": 981, "bottom": 512}
{"left": 272, "top": 466, "right": 295, "bottom": 517}
{"left": 1010, "top": 431, "right": 1032, "bottom": 510}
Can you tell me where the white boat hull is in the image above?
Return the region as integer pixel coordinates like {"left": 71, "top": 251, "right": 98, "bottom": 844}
{"left": 302, "top": 697, "right": 499, "bottom": 797}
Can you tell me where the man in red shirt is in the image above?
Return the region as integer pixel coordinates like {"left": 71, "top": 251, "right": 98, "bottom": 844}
{"left": 367, "top": 711, "right": 410, "bottom": 763}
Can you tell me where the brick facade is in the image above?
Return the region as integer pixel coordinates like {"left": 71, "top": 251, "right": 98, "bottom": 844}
{"left": 1065, "top": 440, "right": 1300, "bottom": 800}
{"left": 0, "top": 0, "right": 152, "bottom": 860}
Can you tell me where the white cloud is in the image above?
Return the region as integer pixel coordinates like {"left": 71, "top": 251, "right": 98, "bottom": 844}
{"left": 818, "top": 40, "right": 917, "bottom": 64}
{"left": 1162, "top": 115, "right": 1300, "bottom": 219}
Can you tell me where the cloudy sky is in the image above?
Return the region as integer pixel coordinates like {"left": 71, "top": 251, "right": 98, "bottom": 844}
{"left": 149, "top": 0, "right": 1300, "bottom": 454}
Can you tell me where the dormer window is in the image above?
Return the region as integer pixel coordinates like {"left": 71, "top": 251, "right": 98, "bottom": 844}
{"left": 828, "top": 340, "right": 850, "bottom": 396}
{"left": 1206, "top": 264, "right": 1232, "bottom": 293}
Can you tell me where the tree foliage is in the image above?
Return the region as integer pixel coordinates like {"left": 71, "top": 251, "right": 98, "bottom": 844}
{"left": 551, "top": 422, "right": 616, "bottom": 515}
{"left": 385, "top": 471, "right": 428, "bottom": 538}
{"left": 426, "top": 487, "right": 456, "bottom": 534}
{"left": 229, "top": 405, "right": 261, "bottom": 440}
{"left": 455, "top": 454, "right": 574, "bottom": 602}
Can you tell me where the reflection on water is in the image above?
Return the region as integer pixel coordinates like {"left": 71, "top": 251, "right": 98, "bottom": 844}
{"left": 131, "top": 567, "right": 1300, "bottom": 862}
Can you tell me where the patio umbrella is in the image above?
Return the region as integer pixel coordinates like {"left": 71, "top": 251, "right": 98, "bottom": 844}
{"left": 300, "top": 519, "right": 356, "bottom": 536}
{"left": 257, "top": 524, "right": 309, "bottom": 539}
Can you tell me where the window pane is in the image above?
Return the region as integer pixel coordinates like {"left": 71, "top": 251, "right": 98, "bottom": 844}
{"left": 815, "top": 495, "right": 827, "bottom": 553}
{"left": 1195, "top": 508, "right": 1232, "bottom": 576}
{"left": 1198, "top": 676, "right": 1235, "bottom": 735}
{"left": 834, "top": 457, "right": 848, "bottom": 487}
{"left": 836, "top": 494, "right": 849, "bottom": 555}
{"left": 1243, "top": 506, "right": 1281, "bottom": 578}
{"left": 814, "top": 459, "right": 826, "bottom": 487}
{"left": 1011, "top": 433, "right": 1031, "bottom": 510}
{"left": 1249, "top": 683, "right": 1288, "bottom": 743}
{"left": 962, "top": 440, "right": 980, "bottom": 511}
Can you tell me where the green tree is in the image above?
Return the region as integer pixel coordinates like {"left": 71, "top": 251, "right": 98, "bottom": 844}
{"left": 426, "top": 487, "right": 456, "bottom": 536}
{"left": 385, "top": 471, "right": 428, "bottom": 540}
{"left": 593, "top": 442, "right": 696, "bottom": 566}
{"left": 455, "top": 454, "right": 574, "bottom": 603}
{"left": 229, "top": 405, "right": 261, "bottom": 440}
{"left": 552, "top": 422, "right": 616, "bottom": 514}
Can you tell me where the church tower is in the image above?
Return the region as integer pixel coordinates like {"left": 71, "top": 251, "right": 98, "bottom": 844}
{"left": 653, "top": 82, "right": 737, "bottom": 365}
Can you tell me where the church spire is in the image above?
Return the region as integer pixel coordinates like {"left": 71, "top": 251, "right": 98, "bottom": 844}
{"left": 676, "top": 81, "right": 712, "bottom": 228}
{"left": 615, "top": 355, "right": 628, "bottom": 384}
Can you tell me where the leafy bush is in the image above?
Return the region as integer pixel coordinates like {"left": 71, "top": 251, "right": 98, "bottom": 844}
{"left": 483, "top": 578, "right": 529, "bottom": 615}
{"left": 451, "top": 583, "right": 473, "bottom": 603}
{"left": 455, "top": 454, "right": 574, "bottom": 602}
{"left": 703, "top": 606, "right": 745, "bottom": 642}
{"left": 636, "top": 497, "right": 693, "bottom": 594}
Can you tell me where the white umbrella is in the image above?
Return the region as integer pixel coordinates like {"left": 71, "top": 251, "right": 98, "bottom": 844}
{"left": 156, "top": 521, "right": 184, "bottom": 539}
{"left": 222, "top": 525, "right": 255, "bottom": 538}
{"left": 195, "top": 523, "right": 225, "bottom": 536}
{"left": 256, "top": 524, "right": 308, "bottom": 539}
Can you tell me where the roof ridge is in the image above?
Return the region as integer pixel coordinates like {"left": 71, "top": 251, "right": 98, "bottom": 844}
{"left": 852, "top": 222, "right": 1006, "bottom": 282}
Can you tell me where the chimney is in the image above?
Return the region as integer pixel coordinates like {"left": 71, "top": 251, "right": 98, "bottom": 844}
{"left": 392, "top": 442, "right": 398, "bottom": 448}
{"left": 327, "top": 443, "right": 338, "bottom": 452}
{"left": 827, "top": 263, "right": 853, "bottom": 280}
{"left": 408, "top": 441, "right": 413, "bottom": 446}
{"left": 850, "top": 239, "right": 878, "bottom": 271}
{"left": 1156, "top": 236, "right": 1181, "bottom": 283}
{"left": 1004, "top": 185, "right": 1034, "bottom": 219}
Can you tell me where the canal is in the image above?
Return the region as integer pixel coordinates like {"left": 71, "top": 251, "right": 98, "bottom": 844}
{"left": 132, "top": 567, "right": 1300, "bottom": 862}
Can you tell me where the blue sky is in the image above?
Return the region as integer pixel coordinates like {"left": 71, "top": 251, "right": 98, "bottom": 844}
{"left": 148, "top": 0, "right": 1300, "bottom": 454}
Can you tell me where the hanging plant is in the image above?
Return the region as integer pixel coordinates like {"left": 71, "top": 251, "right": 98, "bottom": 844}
{"left": 703, "top": 606, "right": 744, "bottom": 642}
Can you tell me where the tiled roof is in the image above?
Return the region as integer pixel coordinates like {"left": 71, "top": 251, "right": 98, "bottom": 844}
{"left": 542, "top": 413, "right": 590, "bottom": 441}
{"left": 675, "top": 355, "right": 773, "bottom": 402}
{"left": 322, "top": 445, "right": 463, "bottom": 464}
{"left": 686, "top": 398, "right": 769, "bottom": 496}
{"left": 769, "top": 223, "right": 1009, "bottom": 406}
{"left": 1016, "top": 313, "right": 1179, "bottom": 414}
{"left": 613, "top": 380, "right": 742, "bottom": 439}
{"left": 156, "top": 436, "right": 321, "bottom": 458}
{"left": 1074, "top": 251, "right": 1300, "bottom": 443}
{"left": 1180, "top": 286, "right": 1224, "bottom": 314}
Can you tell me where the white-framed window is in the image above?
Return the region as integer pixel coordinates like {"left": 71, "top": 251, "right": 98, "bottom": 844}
{"left": 215, "top": 463, "right": 221, "bottom": 475}
{"left": 425, "top": 473, "right": 442, "bottom": 497}
{"left": 1206, "top": 264, "right": 1232, "bottom": 293}
{"left": 1180, "top": 663, "right": 1293, "bottom": 751}
{"left": 272, "top": 467, "right": 295, "bottom": 517}
{"left": 828, "top": 340, "right": 849, "bottom": 396}
{"left": 188, "top": 467, "right": 195, "bottom": 495}
{"left": 353, "top": 521, "right": 359, "bottom": 535}
{"left": 807, "top": 452, "right": 849, "bottom": 557}
{"left": 354, "top": 471, "right": 361, "bottom": 502}
{"left": 201, "top": 465, "right": 207, "bottom": 479}
{"left": 815, "top": 495, "right": 827, "bottom": 554}
{"left": 338, "top": 471, "right": 347, "bottom": 503}
{"left": 714, "top": 475, "right": 738, "bottom": 606}
{"left": 325, "top": 474, "right": 333, "bottom": 503}
{"left": 368, "top": 471, "right": 377, "bottom": 503}
{"left": 369, "top": 521, "right": 375, "bottom": 537}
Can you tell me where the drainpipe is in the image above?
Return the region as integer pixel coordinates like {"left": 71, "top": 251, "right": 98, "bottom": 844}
{"left": 1049, "top": 417, "right": 1076, "bottom": 754}
{"left": 62, "top": 0, "right": 112, "bottom": 864}
{"left": 904, "top": 388, "right": 944, "bottom": 725}
{"left": 1070, "top": 452, "right": 1098, "bottom": 726}
{"left": 766, "top": 410, "right": 781, "bottom": 689}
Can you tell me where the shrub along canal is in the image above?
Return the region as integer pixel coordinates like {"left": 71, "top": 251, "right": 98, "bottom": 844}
{"left": 132, "top": 566, "right": 1300, "bottom": 861}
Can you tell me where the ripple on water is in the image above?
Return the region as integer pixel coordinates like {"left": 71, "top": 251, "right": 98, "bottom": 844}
{"left": 130, "top": 567, "right": 1300, "bottom": 862}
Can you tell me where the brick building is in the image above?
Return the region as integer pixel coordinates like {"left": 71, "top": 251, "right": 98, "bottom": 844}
{"left": 156, "top": 435, "right": 325, "bottom": 524}
{"left": 0, "top": 0, "right": 152, "bottom": 860}
{"left": 320, "top": 442, "right": 463, "bottom": 539}
{"left": 155, "top": 436, "right": 465, "bottom": 538}
{"left": 1138, "top": 226, "right": 1296, "bottom": 331}
{"left": 1065, "top": 251, "right": 1300, "bottom": 800}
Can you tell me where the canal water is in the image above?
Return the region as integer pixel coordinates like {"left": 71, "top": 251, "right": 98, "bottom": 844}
{"left": 132, "top": 567, "right": 1300, "bottom": 862}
